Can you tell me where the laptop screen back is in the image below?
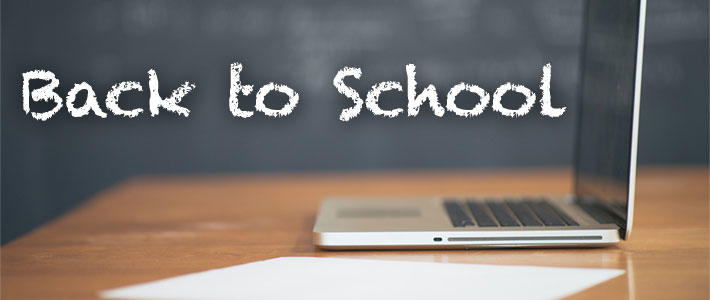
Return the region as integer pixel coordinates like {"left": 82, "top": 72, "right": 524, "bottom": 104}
{"left": 574, "top": 0, "right": 644, "bottom": 238}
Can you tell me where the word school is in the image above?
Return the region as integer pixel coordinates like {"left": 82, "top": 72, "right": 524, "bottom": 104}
{"left": 21, "top": 63, "right": 565, "bottom": 121}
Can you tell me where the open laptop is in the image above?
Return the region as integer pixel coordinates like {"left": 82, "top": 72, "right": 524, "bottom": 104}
{"left": 313, "top": 0, "right": 647, "bottom": 249}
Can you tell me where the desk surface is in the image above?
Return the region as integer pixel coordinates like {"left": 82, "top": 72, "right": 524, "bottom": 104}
{"left": 2, "top": 166, "right": 708, "bottom": 299}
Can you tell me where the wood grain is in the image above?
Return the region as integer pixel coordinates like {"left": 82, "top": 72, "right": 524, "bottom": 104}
{"left": 2, "top": 166, "right": 708, "bottom": 300}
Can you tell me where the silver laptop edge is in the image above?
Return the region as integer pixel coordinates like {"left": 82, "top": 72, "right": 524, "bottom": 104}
{"left": 314, "top": 197, "right": 622, "bottom": 249}
{"left": 626, "top": 0, "right": 647, "bottom": 239}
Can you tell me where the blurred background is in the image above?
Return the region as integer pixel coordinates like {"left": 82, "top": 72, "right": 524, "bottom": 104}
{"left": 2, "top": 0, "right": 708, "bottom": 244}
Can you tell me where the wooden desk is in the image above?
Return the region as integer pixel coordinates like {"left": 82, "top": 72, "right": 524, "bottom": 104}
{"left": 2, "top": 167, "right": 708, "bottom": 299}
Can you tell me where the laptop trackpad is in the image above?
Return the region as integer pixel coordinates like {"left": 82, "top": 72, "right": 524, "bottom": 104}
{"left": 337, "top": 207, "right": 421, "bottom": 218}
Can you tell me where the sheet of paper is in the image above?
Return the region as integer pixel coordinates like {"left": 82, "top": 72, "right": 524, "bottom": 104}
{"left": 101, "top": 257, "right": 624, "bottom": 300}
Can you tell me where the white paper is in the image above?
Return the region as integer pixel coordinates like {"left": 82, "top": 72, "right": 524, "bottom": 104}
{"left": 101, "top": 257, "right": 624, "bottom": 300}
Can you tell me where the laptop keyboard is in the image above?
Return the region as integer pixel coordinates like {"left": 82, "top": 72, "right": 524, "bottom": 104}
{"left": 576, "top": 201, "right": 622, "bottom": 225}
{"left": 443, "top": 199, "right": 579, "bottom": 228}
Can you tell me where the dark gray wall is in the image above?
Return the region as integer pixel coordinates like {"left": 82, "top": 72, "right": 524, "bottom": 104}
{"left": 2, "top": 0, "right": 708, "bottom": 244}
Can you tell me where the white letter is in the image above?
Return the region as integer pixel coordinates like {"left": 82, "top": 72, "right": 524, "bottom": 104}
{"left": 406, "top": 64, "right": 445, "bottom": 117}
{"left": 22, "top": 70, "right": 63, "bottom": 121}
{"left": 539, "top": 63, "right": 565, "bottom": 117}
{"left": 66, "top": 82, "right": 107, "bottom": 118}
{"left": 333, "top": 67, "right": 363, "bottom": 121}
{"left": 255, "top": 83, "right": 299, "bottom": 117}
{"left": 446, "top": 83, "right": 490, "bottom": 117}
{"left": 229, "top": 62, "right": 255, "bottom": 118}
{"left": 492, "top": 83, "right": 536, "bottom": 117}
{"left": 148, "top": 69, "right": 194, "bottom": 117}
{"left": 365, "top": 81, "right": 403, "bottom": 118}
{"left": 106, "top": 81, "right": 143, "bottom": 118}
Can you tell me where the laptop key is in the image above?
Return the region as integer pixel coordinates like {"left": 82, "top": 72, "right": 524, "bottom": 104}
{"left": 444, "top": 201, "right": 474, "bottom": 227}
{"left": 577, "top": 202, "right": 617, "bottom": 225}
{"left": 466, "top": 201, "right": 498, "bottom": 227}
{"left": 540, "top": 201, "right": 579, "bottom": 226}
{"left": 505, "top": 201, "right": 543, "bottom": 227}
{"left": 485, "top": 201, "right": 520, "bottom": 227}
{"left": 526, "top": 200, "right": 566, "bottom": 226}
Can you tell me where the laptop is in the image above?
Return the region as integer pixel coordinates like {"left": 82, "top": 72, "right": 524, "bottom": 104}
{"left": 313, "top": 0, "right": 647, "bottom": 249}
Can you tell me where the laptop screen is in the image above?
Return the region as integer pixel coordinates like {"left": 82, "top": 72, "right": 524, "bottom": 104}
{"left": 574, "top": 0, "right": 643, "bottom": 236}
